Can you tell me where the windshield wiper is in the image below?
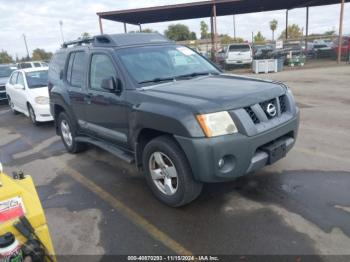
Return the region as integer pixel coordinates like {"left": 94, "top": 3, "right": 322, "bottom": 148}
{"left": 138, "top": 77, "right": 175, "bottom": 84}
{"left": 175, "top": 72, "right": 218, "bottom": 79}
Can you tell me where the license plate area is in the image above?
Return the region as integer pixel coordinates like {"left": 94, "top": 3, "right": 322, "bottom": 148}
{"left": 261, "top": 140, "right": 287, "bottom": 164}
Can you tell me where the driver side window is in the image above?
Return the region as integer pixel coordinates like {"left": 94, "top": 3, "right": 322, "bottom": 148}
{"left": 89, "top": 54, "right": 117, "bottom": 91}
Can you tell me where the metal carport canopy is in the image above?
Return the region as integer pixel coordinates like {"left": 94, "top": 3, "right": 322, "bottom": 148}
{"left": 97, "top": 0, "right": 348, "bottom": 25}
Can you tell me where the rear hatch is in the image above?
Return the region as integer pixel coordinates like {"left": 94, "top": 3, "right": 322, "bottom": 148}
{"left": 227, "top": 44, "right": 252, "bottom": 61}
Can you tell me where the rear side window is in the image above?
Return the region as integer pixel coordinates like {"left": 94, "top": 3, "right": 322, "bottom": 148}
{"left": 34, "top": 62, "right": 41, "bottom": 67}
{"left": 89, "top": 54, "right": 116, "bottom": 91}
{"left": 48, "top": 52, "right": 67, "bottom": 86}
{"left": 10, "top": 72, "right": 18, "bottom": 84}
{"left": 68, "top": 52, "right": 86, "bottom": 88}
{"left": 17, "top": 72, "right": 25, "bottom": 86}
{"left": 20, "top": 63, "right": 32, "bottom": 69}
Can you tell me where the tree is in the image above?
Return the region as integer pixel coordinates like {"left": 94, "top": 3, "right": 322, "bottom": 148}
{"left": 220, "top": 34, "right": 234, "bottom": 45}
{"left": 254, "top": 31, "right": 266, "bottom": 44}
{"left": 80, "top": 32, "right": 91, "bottom": 39}
{"left": 200, "top": 21, "right": 209, "bottom": 39}
{"left": 32, "top": 48, "right": 53, "bottom": 61}
{"left": 324, "top": 30, "right": 335, "bottom": 36}
{"left": 279, "top": 24, "right": 303, "bottom": 40}
{"left": 270, "top": 19, "right": 278, "bottom": 41}
{"left": 189, "top": 32, "right": 197, "bottom": 40}
{"left": 164, "top": 24, "right": 192, "bottom": 41}
{"left": 0, "top": 50, "right": 13, "bottom": 64}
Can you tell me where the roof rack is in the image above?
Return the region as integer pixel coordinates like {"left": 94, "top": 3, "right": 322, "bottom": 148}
{"left": 61, "top": 33, "right": 172, "bottom": 49}
{"left": 62, "top": 35, "right": 115, "bottom": 48}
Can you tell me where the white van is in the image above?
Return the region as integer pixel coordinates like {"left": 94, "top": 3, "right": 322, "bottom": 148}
{"left": 224, "top": 43, "right": 253, "bottom": 66}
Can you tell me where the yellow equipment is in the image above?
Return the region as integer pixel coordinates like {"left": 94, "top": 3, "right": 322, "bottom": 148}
{"left": 0, "top": 163, "right": 56, "bottom": 261}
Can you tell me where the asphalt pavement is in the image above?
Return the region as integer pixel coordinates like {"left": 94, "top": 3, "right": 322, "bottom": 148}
{"left": 0, "top": 65, "right": 349, "bottom": 260}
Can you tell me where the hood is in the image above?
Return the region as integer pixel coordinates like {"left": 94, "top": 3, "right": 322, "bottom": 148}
{"left": 141, "top": 74, "right": 286, "bottom": 113}
{"left": 29, "top": 86, "right": 49, "bottom": 97}
{"left": 0, "top": 77, "right": 9, "bottom": 85}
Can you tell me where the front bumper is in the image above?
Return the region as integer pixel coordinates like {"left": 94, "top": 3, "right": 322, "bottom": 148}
{"left": 0, "top": 90, "right": 7, "bottom": 101}
{"left": 175, "top": 113, "right": 299, "bottom": 183}
{"left": 33, "top": 104, "right": 54, "bottom": 122}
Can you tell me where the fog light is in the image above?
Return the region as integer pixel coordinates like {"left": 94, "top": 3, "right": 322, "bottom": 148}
{"left": 218, "top": 158, "right": 225, "bottom": 168}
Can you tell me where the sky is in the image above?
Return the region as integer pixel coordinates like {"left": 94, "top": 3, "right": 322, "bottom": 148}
{"left": 0, "top": 0, "right": 349, "bottom": 58}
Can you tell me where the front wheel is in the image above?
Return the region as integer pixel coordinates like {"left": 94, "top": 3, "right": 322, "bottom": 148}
{"left": 57, "top": 112, "right": 86, "bottom": 153}
{"left": 142, "top": 136, "right": 203, "bottom": 207}
{"left": 28, "top": 104, "right": 38, "bottom": 125}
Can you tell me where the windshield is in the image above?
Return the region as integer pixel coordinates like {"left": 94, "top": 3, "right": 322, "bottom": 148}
{"left": 25, "top": 70, "right": 48, "bottom": 88}
{"left": 229, "top": 45, "right": 250, "bottom": 52}
{"left": 0, "top": 66, "right": 15, "bottom": 78}
{"left": 117, "top": 45, "right": 219, "bottom": 85}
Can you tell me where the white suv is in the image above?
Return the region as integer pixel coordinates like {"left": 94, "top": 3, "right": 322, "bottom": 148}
{"left": 224, "top": 43, "right": 253, "bottom": 66}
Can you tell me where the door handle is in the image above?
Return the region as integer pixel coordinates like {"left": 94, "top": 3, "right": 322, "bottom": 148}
{"left": 84, "top": 93, "right": 92, "bottom": 104}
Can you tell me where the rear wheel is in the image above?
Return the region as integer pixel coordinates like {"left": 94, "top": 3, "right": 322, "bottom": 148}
{"left": 8, "top": 97, "right": 18, "bottom": 115}
{"left": 142, "top": 136, "right": 203, "bottom": 207}
{"left": 57, "top": 112, "right": 86, "bottom": 153}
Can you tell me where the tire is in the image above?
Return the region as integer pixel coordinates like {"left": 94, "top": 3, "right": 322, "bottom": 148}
{"left": 8, "top": 97, "right": 18, "bottom": 115}
{"left": 57, "top": 112, "right": 87, "bottom": 153}
{"left": 28, "top": 104, "right": 38, "bottom": 125}
{"left": 142, "top": 135, "right": 203, "bottom": 207}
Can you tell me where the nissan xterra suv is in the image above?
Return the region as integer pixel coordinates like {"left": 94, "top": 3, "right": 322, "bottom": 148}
{"left": 49, "top": 33, "right": 299, "bottom": 207}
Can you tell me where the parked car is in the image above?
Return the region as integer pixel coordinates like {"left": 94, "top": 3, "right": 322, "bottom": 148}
{"left": 269, "top": 43, "right": 304, "bottom": 65}
{"left": 17, "top": 61, "right": 49, "bottom": 69}
{"left": 49, "top": 33, "right": 299, "bottom": 207}
{"left": 334, "top": 36, "right": 350, "bottom": 60}
{"left": 6, "top": 67, "right": 53, "bottom": 124}
{"left": 223, "top": 43, "right": 253, "bottom": 67}
{"left": 308, "top": 44, "right": 335, "bottom": 58}
{"left": 0, "top": 64, "right": 17, "bottom": 102}
{"left": 252, "top": 44, "right": 275, "bottom": 60}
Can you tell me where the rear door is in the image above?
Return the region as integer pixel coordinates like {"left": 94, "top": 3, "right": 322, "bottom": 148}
{"left": 64, "top": 50, "right": 88, "bottom": 123}
{"left": 6, "top": 71, "right": 18, "bottom": 102}
{"left": 83, "top": 51, "right": 129, "bottom": 146}
{"left": 14, "top": 72, "right": 27, "bottom": 112}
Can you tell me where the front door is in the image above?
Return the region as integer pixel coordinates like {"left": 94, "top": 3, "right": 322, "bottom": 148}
{"left": 65, "top": 50, "right": 88, "bottom": 123}
{"left": 84, "top": 52, "right": 129, "bottom": 146}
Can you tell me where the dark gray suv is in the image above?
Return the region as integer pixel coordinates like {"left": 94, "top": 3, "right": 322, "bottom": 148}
{"left": 49, "top": 33, "right": 299, "bottom": 207}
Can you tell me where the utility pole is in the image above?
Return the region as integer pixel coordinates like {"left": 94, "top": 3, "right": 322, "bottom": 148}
{"left": 59, "top": 20, "right": 64, "bottom": 44}
{"left": 337, "top": 0, "right": 345, "bottom": 63}
{"left": 251, "top": 32, "right": 254, "bottom": 44}
{"left": 22, "top": 34, "right": 30, "bottom": 60}
{"left": 233, "top": 15, "right": 236, "bottom": 40}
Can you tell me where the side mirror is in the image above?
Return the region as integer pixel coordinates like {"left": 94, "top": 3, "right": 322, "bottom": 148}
{"left": 14, "top": 84, "right": 24, "bottom": 90}
{"left": 101, "top": 77, "right": 122, "bottom": 94}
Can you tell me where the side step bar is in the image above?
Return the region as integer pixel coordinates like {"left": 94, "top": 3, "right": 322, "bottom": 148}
{"left": 76, "top": 136, "right": 134, "bottom": 164}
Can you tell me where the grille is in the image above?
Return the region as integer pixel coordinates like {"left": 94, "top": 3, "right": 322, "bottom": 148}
{"left": 260, "top": 98, "right": 277, "bottom": 119}
{"left": 0, "top": 85, "right": 5, "bottom": 91}
{"left": 279, "top": 95, "right": 287, "bottom": 113}
{"left": 245, "top": 107, "right": 260, "bottom": 124}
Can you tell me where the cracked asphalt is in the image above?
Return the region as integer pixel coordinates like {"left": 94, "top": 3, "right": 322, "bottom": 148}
{"left": 0, "top": 65, "right": 349, "bottom": 260}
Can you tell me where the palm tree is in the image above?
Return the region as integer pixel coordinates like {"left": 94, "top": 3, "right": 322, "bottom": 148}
{"left": 270, "top": 19, "right": 278, "bottom": 41}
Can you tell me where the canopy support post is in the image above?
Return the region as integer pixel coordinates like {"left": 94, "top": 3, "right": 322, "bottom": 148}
{"left": 285, "top": 9, "right": 289, "bottom": 40}
{"left": 98, "top": 17, "right": 104, "bottom": 34}
{"left": 337, "top": 0, "right": 345, "bottom": 63}
{"left": 124, "top": 23, "right": 127, "bottom": 33}
{"left": 139, "top": 24, "right": 142, "bottom": 32}
{"left": 305, "top": 6, "right": 309, "bottom": 52}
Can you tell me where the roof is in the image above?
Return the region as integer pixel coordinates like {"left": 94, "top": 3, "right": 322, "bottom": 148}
{"left": 19, "top": 67, "right": 48, "bottom": 73}
{"left": 97, "top": 0, "right": 350, "bottom": 25}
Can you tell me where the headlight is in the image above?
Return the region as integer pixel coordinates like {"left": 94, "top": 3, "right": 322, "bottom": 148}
{"left": 35, "top": 96, "right": 49, "bottom": 105}
{"left": 196, "top": 111, "right": 238, "bottom": 137}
